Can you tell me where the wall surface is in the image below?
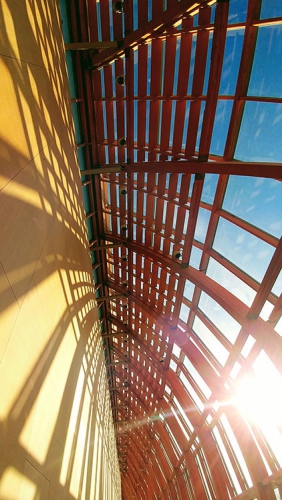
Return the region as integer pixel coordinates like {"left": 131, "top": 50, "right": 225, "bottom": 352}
{"left": 0, "top": 1, "right": 121, "bottom": 498}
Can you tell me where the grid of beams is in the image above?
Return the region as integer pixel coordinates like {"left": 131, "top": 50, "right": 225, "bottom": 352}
{"left": 62, "top": 0, "right": 282, "bottom": 499}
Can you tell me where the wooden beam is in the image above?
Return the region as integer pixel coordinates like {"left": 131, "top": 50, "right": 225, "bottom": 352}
{"left": 81, "top": 165, "right": 124, "bottom": 175}
{"left": 106, "top": 361, "right": 129, "bottom": 367}
{"left": 198, "top": 0, "right": 229, "bottom": 159}
{"left": 116, "top": 161, "right": 282, "bottom": 178}
{"left": 65, "top": 41, "right": 119, "bottom": 50}
{"left": 97, "top": 294, "right": 126, "bottom": 302}
{"left": 224, "top": 0, "right": 262, "bottom": 160}
{"left": 102, "top": 331, "right": 130, "bottom": 338}
{"left": 90, "top": 242, "right": 125, "bottom": 250}
{"left": 89, "top": 0, "right": 208, "bottom": 69}
{"left": 248, "top": 238, "right": 282, "bottom": 319}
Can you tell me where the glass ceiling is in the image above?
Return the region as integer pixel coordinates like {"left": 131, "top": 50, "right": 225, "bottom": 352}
{"left": 60, "top": 0, "right": 282, "bottom": 498}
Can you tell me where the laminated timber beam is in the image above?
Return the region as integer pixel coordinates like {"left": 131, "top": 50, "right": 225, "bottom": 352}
{"left": 124, "top": 445, "right": 163, "bottom": 498}
{"left": 101, "top": 331, "right": 130, "bottom": 338}
{"left": 105, "top": 361, "right": 129, "bottom": 367}
{"left": 247, "top": 237, "right": 282, "bottom": 319}
{"left": 90, "top": 242, "right": 125, "bottom": 250}
{"left": 81, "top": 165, "right": 125, "bottom": 175}
{"left": 89, "top": 0, "right": 208, "bottom": 70}
{"left": 65, "top": 41, "right": 119, "bottom": 50}
{"left": 124, "top": 414, "right": 215, "bottom": 498}
{"left": 127, "top": 365, "right": 231, "bottom": 494}
{"left": 224, "top": 0, "right": 262, "bottom": 160}
{"left": 123, "top": 424, "right": 177, "bottom": 495}
{"left": 181, "top": 172, "right": 204, "bottom": 265}
{"left": 96, "top": 294, "right": 126, "bottom": 302}
{"left": 185, "top": 4, "right": 211, "bottom": 158}
{"left": 198, "top": 0, "right": 229, "bottom": 160}
{"left": 102, "top": 161, "right": 282, "bottom": 178}
{"left": 106, "top": 239, "right": 282, "bottom": 368}
{"left": 187, "top": 174, "right": 228, "bottom": 331}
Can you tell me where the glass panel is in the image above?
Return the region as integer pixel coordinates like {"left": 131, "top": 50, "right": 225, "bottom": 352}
{"left": 228, "top": 0, "right": 248, "bottom": 24}
{"left": 195, "top": 102, "right": 206, "bottom": 152}
{"left": 170, "top": 359, "right": 177, "bottom": 372}
{"left": 230, "top": 361, "right": 241, "bottom": 380}
{"left": 198, "top": 292, "right": 241, "bottom": 344}
{"left": 190, "top": 246, "right": 202, "bottom": 269}
{"left": 249, "top": 26, "right": 282, "bottom": 98}
{"left": 203, "top": 33, "right": 213, "bottom": 96}
{"left": 193, "top": 316, "right": 229, "bottom": 366}
{"left": 183, "top": 280, "right": 195, "bottom": 302}
{"left": 207, "top": 257, "right": 256, "bottom": 307}
{"left": 173, "top": 37, "right": 181, "bottom": 95}
{"left": 173, "top": 396, "right": 194, "bottom": 433}
{"left": 194, "top": 451, "right": 214, "bottom": 500}
{"left": 219, "top": 29, "right": 244, "bottom": 95}
{"left": 210, "top": 100, "right": 233, "bottom": 156}
{"left": 172, "top": 343, "right": 181, "bottom": 358}
{"left": 183, "top": 356, "right": 212, "bottom": 399}
{"left": 179, "top": 371, "right": 205, "bottom": 412}
{"left": 213, "top": 217, "right": 275, "bottom": 283}
{"left": 180, "top": 303, "right": 190, "bottom": 323}
{"left": 201, "top": 174, "right": 218, "bottom": 205}
{"left": 181, "top": 102, "right": 191, "bottom": 150}
{"left": 187, "top": 36, "right": 197, "bottom": 95}
{"left": 260, "top": 0, "right": 282, "bottom": 19}
{"left": 259, "top": 300, "right": 274, "bottom": 321}
{"left": 195, "top": 208, "right": 211, "bottom": 243}
{"left": 235, "top": 102, "right": 282, "bottom": 163}
{"left": 212, "top": 425, "right": 242, "bottom": 494}
{"left": 223, "top": 176, "right": 282, "bottom": 239}
{"left": 272, "top": 269, "right": 282, "bottom": 297}
{"left": 171, "top": 406, "right": 190, "bottom": 441}
{"left": 241, "top": 335, "right": 256, "bottom": 358}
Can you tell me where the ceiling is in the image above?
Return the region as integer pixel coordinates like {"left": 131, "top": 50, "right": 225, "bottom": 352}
{"left": 61, "top": 0, "right": 282, "bottom": 498}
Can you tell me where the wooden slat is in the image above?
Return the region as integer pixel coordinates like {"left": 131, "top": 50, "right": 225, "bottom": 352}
{"left": 198, "top": 0, "right": 229, "bottom": 159}
{"left": 163, "top": 36, "right": 177, "bottom": 97}
{"left": 224, "top": 0, "right": 262, "bottom": 160}
{"left": 160, "top": 100, "right": 172, "bottom": 152}
{"left": 99, "top": 0, "right": 111, "bottom": 41}
{"left": 185, "top": 5, "right": 211, "bottom": 157}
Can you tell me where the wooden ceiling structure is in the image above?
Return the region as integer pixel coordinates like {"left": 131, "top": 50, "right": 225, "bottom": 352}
{"left": 63, "top": 0, "right": 282, "bottom": 498}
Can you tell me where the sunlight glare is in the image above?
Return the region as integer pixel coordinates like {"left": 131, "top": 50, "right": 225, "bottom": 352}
{"left": 234, "top": 353, "right": 282, "bottom": 429}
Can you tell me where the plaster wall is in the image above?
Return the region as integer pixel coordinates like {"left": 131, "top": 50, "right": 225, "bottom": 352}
{"left": 0, "top": 1, "right": 121, "bottom": 498}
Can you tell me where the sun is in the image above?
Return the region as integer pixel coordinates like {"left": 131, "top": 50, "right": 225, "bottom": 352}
{"left": 234, "top": 356, "right": 282, "bottom": 430}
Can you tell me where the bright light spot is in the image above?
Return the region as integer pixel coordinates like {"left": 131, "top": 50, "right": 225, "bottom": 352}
{"left": 233, "top": 358, "right": 282, "bottom": 466}
{"left": 235, "top": 365, "right": 282, "bottom": 429}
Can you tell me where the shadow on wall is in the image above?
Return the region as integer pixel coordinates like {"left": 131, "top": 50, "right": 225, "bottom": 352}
{"left": 0, "top": 0, "right": 120, "bottom": 498}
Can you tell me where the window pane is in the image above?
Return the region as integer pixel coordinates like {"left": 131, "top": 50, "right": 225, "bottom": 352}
{"left": 183, "top": 280, "right": 195, "bottom": 302}
{"left": 195, "top": 208, "right": 211, "bottom": 244}
{"left": 235, "top": 102, "right": 282, "bottom": 162}
{"left": 198, "top": 292, "right": 241, "bottom": 345}
{"left": 193, "top": 316, "right": 229, "bottom": 366}
{"left": 228, "top": 0, "right": 248, "bottom": 24}
{"left": 183, "top": 356, "right": 212, "bottom": 399}
{"left": 219, "top": 29, "right": 244, "bottom": 95}
{"left": 210, "top": 100, "right": 233, "bottom": 156}
{"left": 207, "top": 257, "right": 256, "bottom": 307}
{"left": 223, "top": 176, "right": 282, "bottom": 239}
{"left": 201, "top": 174, "right": 218, "bottom": 205}
{"left": 260, "top": 0, "right": 282, "bottom": 19}
{"left": 213, "top": 218, "right": 275, "bottom": 283}
{"left": 248, "top": 26, "right": 282, "bottom": 98}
